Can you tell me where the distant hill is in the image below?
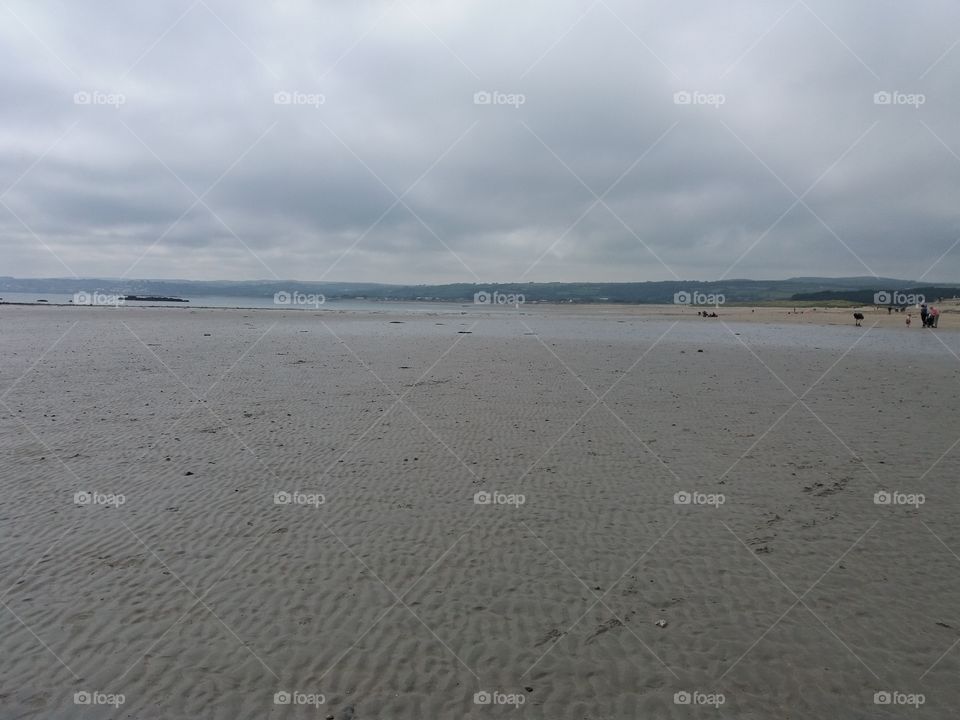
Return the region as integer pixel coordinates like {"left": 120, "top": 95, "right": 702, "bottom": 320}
{"left": 791, "top": 287, "right": 960, "bottom": 305}
{"left": 2, "top": 276, "right": 958, "bottom": 305}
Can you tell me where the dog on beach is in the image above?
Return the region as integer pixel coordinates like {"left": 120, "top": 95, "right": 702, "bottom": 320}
{"left": 853, "top": 312, "right": 864, "bottom": 326}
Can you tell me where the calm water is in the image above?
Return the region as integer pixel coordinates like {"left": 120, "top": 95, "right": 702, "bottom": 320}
{"left": 4, "top": 292, "right": 957, "bottom": 358}
{"left": 0, "top": 292, "right": 481, "bottom": 315}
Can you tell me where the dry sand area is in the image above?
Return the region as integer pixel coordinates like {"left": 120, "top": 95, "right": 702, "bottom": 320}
{"left": 3, "top": 304, "right": 960, "bottom": 719}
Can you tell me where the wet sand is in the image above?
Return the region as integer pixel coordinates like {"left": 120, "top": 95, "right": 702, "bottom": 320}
{"left": 2, "top": 304, "right": 960, "bottom": 718}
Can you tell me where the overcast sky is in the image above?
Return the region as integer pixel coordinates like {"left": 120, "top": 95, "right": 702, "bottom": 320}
{"left": 1, "top": 0, "right": 959, "bottom": 283}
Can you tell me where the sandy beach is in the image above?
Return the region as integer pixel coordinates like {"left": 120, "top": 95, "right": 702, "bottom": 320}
{"left": 3, "top": 303, "right": 960, "bottom": 719}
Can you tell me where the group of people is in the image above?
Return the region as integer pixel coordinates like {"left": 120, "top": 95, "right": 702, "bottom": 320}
{"left": 856, "top": 303, "right": 944, "bottom": 328}
{"left": 918, "top": 303, "right": 940, "bottom": 328}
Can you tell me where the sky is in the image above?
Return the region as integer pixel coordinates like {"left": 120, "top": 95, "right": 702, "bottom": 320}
{"left": 1, "top": 0, "right": 959, "bottom": 284}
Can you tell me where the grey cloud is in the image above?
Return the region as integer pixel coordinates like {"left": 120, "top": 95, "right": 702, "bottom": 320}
{"left": 2, "top": 0, "right": 960, "bottom": 282}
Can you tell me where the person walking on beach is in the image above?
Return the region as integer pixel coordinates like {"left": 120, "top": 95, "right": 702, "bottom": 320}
{"left": 931, "top": 306, "right": 940, "bottom": 328}
{"left": 906, "top": 314, "right": 911, "bottom": 327}
{"left": 920, "top": 303, "right": 929, "bottom": 327}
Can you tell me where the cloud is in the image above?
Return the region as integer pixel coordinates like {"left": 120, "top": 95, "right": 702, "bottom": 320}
{"left": 2, "top": 0, "right": 960, "bottom": 282}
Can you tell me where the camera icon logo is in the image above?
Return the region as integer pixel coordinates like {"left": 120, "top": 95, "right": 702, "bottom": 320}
{"left": 274, "top": 291, "right": 291, "bottom": 305}
{"left": 673, "top": 691, "right": 692, "bottom": 704}
{"left": 673, "top": 291, "right": 691, "bottom": 305}
{"left": 73, "top": 291, "right": 92, "bottom": 305}
{"left": 274, "top": 491, "right": 292, "bottom": 505}
{"left": 74, "top": 491, "right": 92, "bottom": 506}
{"left": 74, "top": 691, "right": 91, "bottom": 705}
{"left": 673, "top": 491, "right": 692, "bottom": 505}
{"left": 73, "top": 91, "right": 91, "bottom": 105}
{"left": 474, "top": 491, "right": 492, "bottom": 505}
{"left": 473, "top": 91, "right": 492, "bottom": 105}
{"left": 274, "top": 91, "right": 292, "bottom": 105}
{"left": 874, "top": 690, "right": 892, "bottom": 705}
{"left": 873, "top": 91, "right": 892, "bottom": 105}
{"left": 474, "top": 291, "right": 491, "bottom": 304}
{"left": 874, "top": 291, "right": 891, "bottom": 304}
{"left": 673, "top": 91, "right": 692, "bottom": 105}
{"left": 274, "top": 691, "right": 291, "bottom": 705}
{"left": 473, "top": 691, "right": 492, "bottom": 704}
{"left": 874, "top": 490, "right": 892, "bottom": 505}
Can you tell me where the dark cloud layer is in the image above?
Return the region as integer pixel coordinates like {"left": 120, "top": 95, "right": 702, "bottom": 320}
{"left": 2, "top": 0, "right": 960, "bottom": 282}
